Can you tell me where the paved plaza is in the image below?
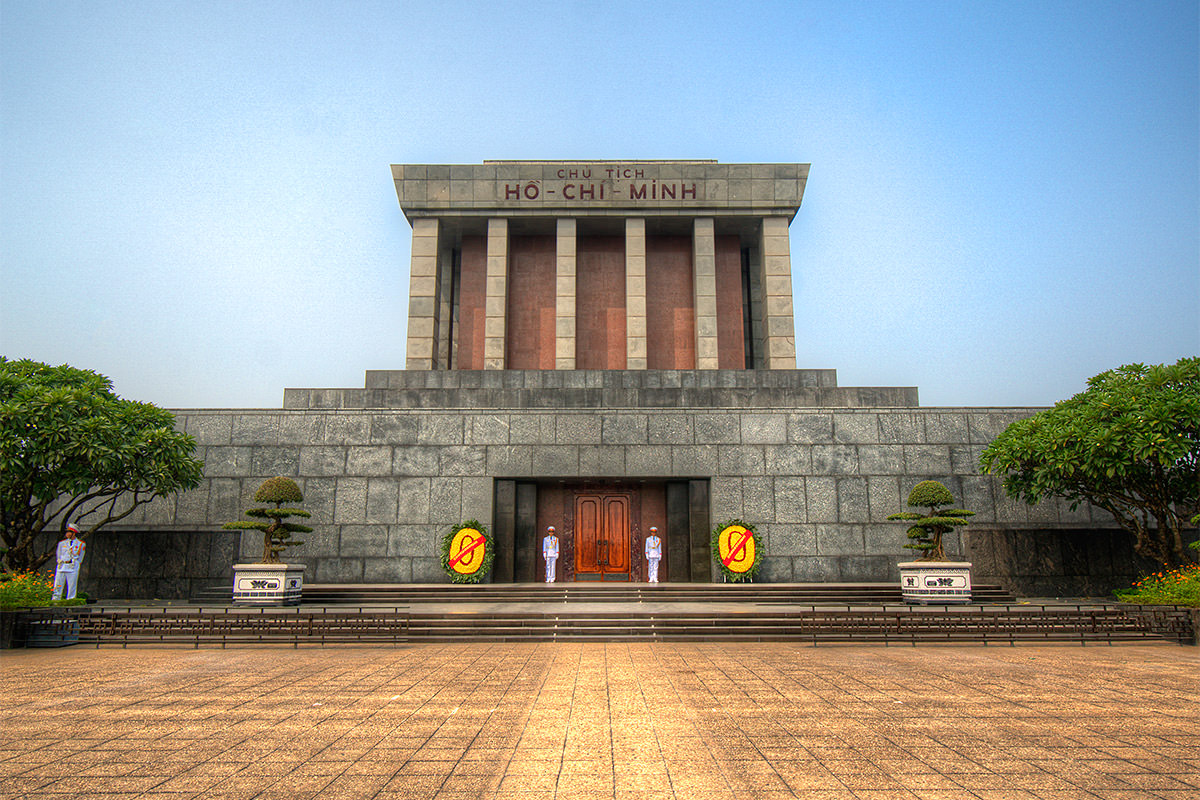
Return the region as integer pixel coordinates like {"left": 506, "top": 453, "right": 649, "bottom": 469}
{"left": 1, "top": 643, "right": 1197, "bottom": 799}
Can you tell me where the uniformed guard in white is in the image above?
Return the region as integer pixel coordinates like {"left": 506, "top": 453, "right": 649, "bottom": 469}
{"left": 51, "top": 523, "right": 86, "bottom": 600}
{"left": 542, "top": 526, "right": 559, "bottom": 583}
{"left": 645, "top": 526, "right": 662, "bottom": 583}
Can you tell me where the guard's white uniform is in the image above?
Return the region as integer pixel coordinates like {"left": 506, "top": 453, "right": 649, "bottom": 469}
{"left": 645, "top": 533, "right": 662, "bottom": 583}
{"left": 51, "top": 537, "right": 86, "bottom": 600}
{"left": 542, "top": 532, "right": 559, "bottom": 582}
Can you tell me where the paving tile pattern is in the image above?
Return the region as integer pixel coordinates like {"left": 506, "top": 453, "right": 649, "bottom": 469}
{"left": 0, "top": 644, "right": 1197, "bottom": 799}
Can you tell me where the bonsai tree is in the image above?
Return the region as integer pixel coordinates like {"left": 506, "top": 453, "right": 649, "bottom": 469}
{"left": 224, "top": 477, "right": 312, "bottom": 563}
{"left": 888, "top": 481, "right": 974, "bottom": 561}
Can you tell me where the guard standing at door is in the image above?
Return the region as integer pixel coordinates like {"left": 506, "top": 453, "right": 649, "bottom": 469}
{"left": 645, "top": 526, "right": 662, "bottom": 583}
{"left": 542, "top": 526, "right": 559, "bottom": 583}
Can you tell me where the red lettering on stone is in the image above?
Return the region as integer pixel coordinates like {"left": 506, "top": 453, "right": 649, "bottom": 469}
{"left": 681, "top": 183, "right": 697, "bottom": 199}
{"left": 661, "top": 184, "right": 676, "bottom": 200}
{"left": 579, "top": 184, "right": 594, "bottom": 200}
{"left": 524, "top": 183, "right": 539, "bottom": 200}
{"left": 629, "top": 183, "right": 647, "bottom": 200}
{"left": 505, "top": 184, "right": 520, "bottom": 200}
{"left": 563, "top": 184, "right": 575, "bottom": 200}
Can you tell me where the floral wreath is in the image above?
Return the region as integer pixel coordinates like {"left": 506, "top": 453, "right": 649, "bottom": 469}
{"left": 710, "top": 519, "right": 761, "bottom": 583}
{"left": 439, "top": 520, "right": 493, "bottom": 584}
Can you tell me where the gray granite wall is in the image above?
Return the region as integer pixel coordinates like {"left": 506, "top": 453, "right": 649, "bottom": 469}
{"left": 96, "top": 404, "right": 1119, "bottom": 594}
{"left": 967, "top": 528, "right": 1178, "bottom": 599}
{"left": 284, "top": 369, "right": 917, "bottom": 410}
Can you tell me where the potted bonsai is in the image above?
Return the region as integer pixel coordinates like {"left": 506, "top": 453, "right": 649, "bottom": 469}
{"left": 888, "top": 480, "right": 975, "bottom": 604}
{"left": 223, "top": 477, "right": 312, "bottom": 605}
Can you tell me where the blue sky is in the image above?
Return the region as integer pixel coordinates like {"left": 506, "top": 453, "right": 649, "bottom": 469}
{"left": 2, "top": 0, "right": 1197, "bottom": 409}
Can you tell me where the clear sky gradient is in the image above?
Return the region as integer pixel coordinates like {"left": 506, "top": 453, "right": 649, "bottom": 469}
{"left": 3, "top": 1, "right": 1197, "bottom": 409}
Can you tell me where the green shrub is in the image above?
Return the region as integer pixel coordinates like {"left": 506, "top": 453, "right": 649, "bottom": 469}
{"left": 1114, "top": 563, "right": 1200, "bottom": 607}
{"left": 0, "top": 572, "right": 84, "bottom": 609}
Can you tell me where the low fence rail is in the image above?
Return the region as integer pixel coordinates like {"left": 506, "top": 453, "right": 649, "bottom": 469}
{"left": 2, "top": 603, "right": 1193, "bottom": 648}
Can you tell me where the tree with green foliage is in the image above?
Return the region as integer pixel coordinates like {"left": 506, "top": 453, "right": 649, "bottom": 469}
{"left": 0, "top": 358, "right": 204, "bottom": 574}
{"left": 224, "top": 477, "right": 311, "bottom": 563}
{"left": 980, "top": 358, "right": 1200, "bottom": 567}
{"left": 887, "top": 480, "right": 974, "bottom": 561}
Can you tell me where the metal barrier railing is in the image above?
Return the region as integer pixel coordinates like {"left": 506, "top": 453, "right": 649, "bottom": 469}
{"left": 4, "top": 603, "right": 1192, "bottom": 648}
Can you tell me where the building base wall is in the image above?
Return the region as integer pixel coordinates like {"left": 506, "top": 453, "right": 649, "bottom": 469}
{"left": 80, "top": 370, "right": 1161, "bottom": 599}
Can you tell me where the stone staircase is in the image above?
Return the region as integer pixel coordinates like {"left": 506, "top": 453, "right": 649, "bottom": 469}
{"left": 33, "top": 582, "right": 1191, "bottom": 647}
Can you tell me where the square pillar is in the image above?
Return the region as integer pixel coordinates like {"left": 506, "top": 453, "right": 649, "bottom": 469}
{"left": 759, "top": 216, "right": 797, "bottom": 369}
{"left": 556, "top": 218, "right": 577, "bottom": 369}
{"left": 484, "top": 218, "right": 509, "bottom": 370}
{"left": 693, "top": 217, "right": 719, "bottom": 369}
{"left": 625, "top": 218, "right": 647, "bottom": 369}
{"left": 435, "top": 239, "right": 454, "bottom": 369}
{"left": 405, "top": 218, "right": 439, "bottom": 369}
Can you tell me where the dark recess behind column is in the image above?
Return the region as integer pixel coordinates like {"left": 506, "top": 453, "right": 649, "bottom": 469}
{"left": 666, "top": 482, "right": 690, "bottom": 582}
{"left": 515, "top": 482, "right": 538, "bottom": 582}
{"left": 493, "top": 480, "right": 515, "bottom": 583}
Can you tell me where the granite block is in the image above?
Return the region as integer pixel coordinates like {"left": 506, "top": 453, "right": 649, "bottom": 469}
{"left": 806, "top": 477, "right": 837, "bottom": 523}
{"left": 773, "top": 477, "right": 807, "bottom": 524}
{"left": 345, "top": 446, "right": 394, "bottom": 476}
{"left": 251, "top": 446, "right": 299, "bottom": 477}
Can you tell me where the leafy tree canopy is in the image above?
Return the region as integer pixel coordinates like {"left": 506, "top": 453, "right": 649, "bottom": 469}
{"left": 0, "top": 358, "right": 204, "bottom": 573}
{"left": 979, "top": 357, "right": 1200, "bottom": 567}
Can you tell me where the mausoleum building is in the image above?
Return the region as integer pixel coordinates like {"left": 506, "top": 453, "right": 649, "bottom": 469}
{"left": 83, "top": 161, "right": 1143, "bottom": 598}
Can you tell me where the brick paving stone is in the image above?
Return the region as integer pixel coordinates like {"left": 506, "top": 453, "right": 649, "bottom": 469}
{"left": 0, "top": 643, "right": 1197, "bottom": 799}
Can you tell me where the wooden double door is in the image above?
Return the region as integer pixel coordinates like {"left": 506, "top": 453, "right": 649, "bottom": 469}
{"left": 573, "top": 493, "right": 630, "bottom": 581}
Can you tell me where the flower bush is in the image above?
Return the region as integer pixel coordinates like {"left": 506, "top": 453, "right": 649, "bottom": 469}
{"left": 0, "top": 572, "right": 84, "bottom": 609}
{"left": 1114, "top": 564, "right": 1200, "bottom": 607}
{"left": 0, "top": 572, "right": 52, "bottom": 608}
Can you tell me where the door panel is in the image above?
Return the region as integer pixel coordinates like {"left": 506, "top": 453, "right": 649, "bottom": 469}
{"left": 603, "top": 496, "right": 629, "bottom": 572}
{"left": 575, "top": 496, "right": 601, "bottom": 574}
{"left": 574, "top": 493, "right": 629, "bottom": 579}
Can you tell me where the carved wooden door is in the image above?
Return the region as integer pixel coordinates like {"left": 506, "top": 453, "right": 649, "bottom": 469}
{"left": 574, "top": 494, "right": 630, "bottom": 580}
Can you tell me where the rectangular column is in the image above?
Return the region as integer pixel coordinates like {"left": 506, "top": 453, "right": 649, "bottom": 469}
{"left": 483, "top": 218, "right": 509, "bottom": 370}
{"left": 435, "top": 240, "right": 454, "bottom": 369}
{"left": 693, "top": 218, "right": 719, "bottom": 369}
{"left": 404, "top": 218, "right": 439, "bottom": 370}
{"left": 760, "top": 217, "right": 797, "bottom": 369}
{"left": 555, "top": 219, "right": 577, "bottom": 369}
{"left": 625, "top": 218, "right": 647, "bottom": 370}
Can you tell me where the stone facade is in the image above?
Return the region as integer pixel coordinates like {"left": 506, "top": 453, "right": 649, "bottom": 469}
{"left": 90, "top": 374, "right": 1125, "bottom": 595}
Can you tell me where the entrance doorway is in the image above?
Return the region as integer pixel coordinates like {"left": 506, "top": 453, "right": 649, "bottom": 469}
{"left": 493, "top": 479, "right": 711, "bottom": 583}
{"left": 573, "top": 493, "right": 630, "bottom": 581}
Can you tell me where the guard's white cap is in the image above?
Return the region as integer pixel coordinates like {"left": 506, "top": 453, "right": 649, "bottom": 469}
{"left": 547, "top": 526, "right": 556, "bottom": 532}
{"left": 66, "top": 523, "right": 80, "bottom": 534}
{"left": 649, "top": 526, "right": 658, "bottom": 532}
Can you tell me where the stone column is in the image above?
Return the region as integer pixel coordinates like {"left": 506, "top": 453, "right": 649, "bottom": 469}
{"left": 435, "top": 239, "right": 454, "bottom": 369}
{"left": 693, "top": 217, "right": 719, "bottom": 369}
{"left": 625, "top": 218, "right": 647, "bottom": 370}
{"left": 404, "top": 217, "right": 439, "bottom": 370}
{"left": 760, "top": 216, "right": 797, "bottom": 369}
{"left": 483, "top": 218, "right": 508, "bottom": 370}
{"left": 556, "top": 218, "right": 577, "bottom": 370}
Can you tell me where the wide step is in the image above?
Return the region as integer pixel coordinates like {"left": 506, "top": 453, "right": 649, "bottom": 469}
{"left": 15, "top": 603, "right": 1191, "bottom": 647}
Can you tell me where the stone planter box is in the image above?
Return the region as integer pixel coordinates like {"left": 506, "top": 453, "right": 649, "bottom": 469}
{"left": 232, "top": 563, "right": 303, "bottom": 606}
{"left": 898, "top": 561, "right": 972, "bottom": 604}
